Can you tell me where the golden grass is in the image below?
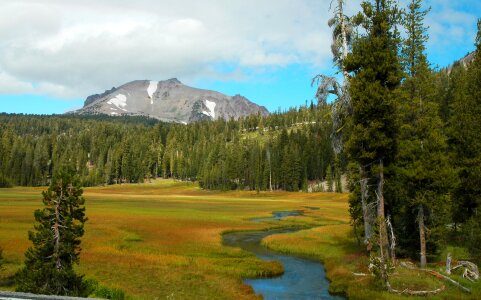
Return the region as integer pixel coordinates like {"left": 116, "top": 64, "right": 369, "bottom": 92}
{"left": 4, "top": 180, "right": 474, "bottom": 299}
{"left": 0, "top": 179, "right": 349, "bottom": 299}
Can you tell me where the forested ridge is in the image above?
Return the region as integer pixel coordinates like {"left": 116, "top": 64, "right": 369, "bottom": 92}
{"left": 0, "top": 105, "right": 339, "bottom": 192}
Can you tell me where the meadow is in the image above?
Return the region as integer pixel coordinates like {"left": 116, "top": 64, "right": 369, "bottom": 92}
{"left": 1, "top": 180, "right": 479, "bottom": 299}
{"left": 0, "top": 179, "right": 349, "bottom": 299}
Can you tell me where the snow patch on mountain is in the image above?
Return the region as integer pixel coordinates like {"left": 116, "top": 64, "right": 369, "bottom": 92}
{"left": 147, "top": 81, "right": 158, "bottom": 104}
{"left": 107, "top": 94, "right": 127, "bottom": 111}
{"left": 72, "top": 79, "right": 269, "bottom": 122}
{"left": 202, "top": 100, "right": 216, "bottom": 119}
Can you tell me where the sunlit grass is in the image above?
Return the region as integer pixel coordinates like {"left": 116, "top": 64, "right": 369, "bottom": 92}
{"left": 0, "top": 179, "right": 349, "bottom": 299}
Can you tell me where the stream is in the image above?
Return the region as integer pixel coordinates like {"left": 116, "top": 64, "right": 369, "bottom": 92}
{"left": 223, "top": 211, "right": 343, "bottom": 300}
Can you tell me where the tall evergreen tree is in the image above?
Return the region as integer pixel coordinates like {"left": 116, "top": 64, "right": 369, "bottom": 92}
{"left": 450, "top": 19, "right": 481, "bottom": 257}
{"left": 344, "top": 0, "right": 402, "bottom": 265}
{"left": 16, "top": 167, "right": 88, "bottom": 296}
{"left": 395, "top": 0, "right": 453, "bottom": 267}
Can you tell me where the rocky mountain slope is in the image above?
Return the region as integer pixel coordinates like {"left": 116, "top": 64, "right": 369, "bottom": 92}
{"left": 446, "top": 51, "right": 476, "bottom": 74}
{"left": 71, "top": 78, "right": 269, "bottom": 123}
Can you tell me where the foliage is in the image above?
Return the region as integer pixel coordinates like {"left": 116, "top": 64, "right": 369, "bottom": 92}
{"left": 450, "top": 19, "right": 481, "bottom": 258}
{"left": 15, "top": 167, "right": 88, "bottom": 296}
{"left": 0, "top": 105, "right": 337, "bottom": 192}
{"left": 393, "top": 0, "right": 454, "bottom": 263}
{"left": 344, "top": 0, "right": 402, "bottom": 259}
{"left": 462, "top": 214, "right": 481, "bottom": 259}
{"left": 0, "top": 174, "right": 12, "bottom": 188}
{"left": 84, "top": 278, "right": 125, "bottom": 300}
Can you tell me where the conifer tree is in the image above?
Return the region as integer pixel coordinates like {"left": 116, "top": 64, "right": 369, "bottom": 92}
{"left": 16, "top": 167, "right": 88, "bottom": 296}
{"left": 345, "top": 0, "right": 402, "bottom": 269}
{"left": 450, "top": 19, "right": 481, "bottom": 256}
{"left": 395, "top": 0, "right": 453, "bottom": 267}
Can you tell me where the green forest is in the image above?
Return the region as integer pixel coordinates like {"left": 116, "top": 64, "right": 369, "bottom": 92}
{"left": 1, "top": 0, "right": 481, "bottom": 289}
{"left": 0, "top": 105, "right": 337, "bottom": 192}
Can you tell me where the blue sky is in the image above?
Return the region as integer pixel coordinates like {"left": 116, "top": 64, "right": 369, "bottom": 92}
{"left": 0, "top": 0, "right": 479, "bottom": 115}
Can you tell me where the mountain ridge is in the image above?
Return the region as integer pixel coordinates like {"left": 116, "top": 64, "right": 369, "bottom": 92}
{"left": 71, "top": 78, "right": 269, "bottom": 123}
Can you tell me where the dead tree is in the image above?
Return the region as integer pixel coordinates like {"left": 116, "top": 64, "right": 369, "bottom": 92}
{"left": 418, "top": 205, "right": 427, "bottom": 268}
{"left": 359, "top": 166, "right": 372, "bottom": 251}
{"left": 52, "top": 179, "right": 64, "bottom": 271}
{"left": 386, "top": 215, "right": 396, "bottom": 264}
{"left": 446, "top": 253, "right": 452, "bottom": 275}
{"left": 452, "top": 261, "right": 479, "bottom": 282}
{"left": 266, "top": 147, "right": 272, "bottom": 191}
{"left": 377, "top": 160, "right": 389, "bottom": 262}
{"left": 313, "top": 0, "right": 353, "bottom": 153}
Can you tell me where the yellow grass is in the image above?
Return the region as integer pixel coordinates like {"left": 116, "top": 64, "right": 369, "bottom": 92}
{"left": 0, "top": 179, "right": 349, "bottom": 299}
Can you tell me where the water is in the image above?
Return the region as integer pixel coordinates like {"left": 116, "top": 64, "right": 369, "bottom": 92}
{"left": 223, "top": 211, "right": 343, "bottom": 300}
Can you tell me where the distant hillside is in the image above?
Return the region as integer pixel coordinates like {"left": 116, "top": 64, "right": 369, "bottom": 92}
{"left": 70, "top": 78, "right": 269, "bottom": 124}
{"left": 446, "top": 51, "right": 476, "bottom": 74}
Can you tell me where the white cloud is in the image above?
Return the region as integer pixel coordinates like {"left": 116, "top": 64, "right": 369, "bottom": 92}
{"left": 0, "top": 0, "right": 478, "bottom": 101}
{"left": 0, "top": 0, "right": 347, "bottom": 99}
{"left": 0, "top": 72, "right": 34, "bottom": 94}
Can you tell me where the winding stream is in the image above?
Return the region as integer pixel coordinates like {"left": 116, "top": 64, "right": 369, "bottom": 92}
{"left": 223, "top": 211, "right": 343, "bottom": 300}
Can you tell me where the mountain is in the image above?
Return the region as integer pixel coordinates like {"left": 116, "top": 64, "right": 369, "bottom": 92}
{"left": 71, "top": 78, "right": 269, "bottom": 123}
{"left": 446, "top": 51, "right": 476, "bottom": 74}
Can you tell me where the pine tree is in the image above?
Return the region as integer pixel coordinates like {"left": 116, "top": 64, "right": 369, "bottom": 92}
{"left": 16, "top": 167, "right": 88, "bottom": 296}
{"left": 450, "top": 19, "right": 481, "bottom": 256}
{"left": 395, "top": 0, "right": 453, "bottom": 267}
{"left": 344, "top": 0, "right": 402, "bottom": 273}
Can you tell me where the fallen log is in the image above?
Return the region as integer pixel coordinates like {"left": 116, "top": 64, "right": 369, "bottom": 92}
{"left": 400, "top": 261, "right": 471, "bottom": 293}
{"left": 387, "top": 281, "right": 445, "bottom": 296}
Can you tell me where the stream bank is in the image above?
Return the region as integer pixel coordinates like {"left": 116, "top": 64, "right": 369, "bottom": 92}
{"left": 223, "top": 211, "right": 343, "bottom": 300}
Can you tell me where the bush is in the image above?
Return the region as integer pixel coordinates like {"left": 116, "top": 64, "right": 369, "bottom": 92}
{"left": 463, "top": 215, "right": 481, "bottom": 259}
{"left": 84, "top": 278, "right": 125, "bottom": 300}
{"left": 0, "top": 174, "right": 12, "bottom": 188}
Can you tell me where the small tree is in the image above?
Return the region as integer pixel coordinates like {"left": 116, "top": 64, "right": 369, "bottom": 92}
{"left": 16, "top": 167, "right": 88, "bottom": 296}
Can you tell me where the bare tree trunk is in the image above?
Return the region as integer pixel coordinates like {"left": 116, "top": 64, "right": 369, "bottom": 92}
{"left": 359, "top": 166, "right": 371, "bottom": 251}
{"left": 418, "top": 205, "right": 427, "bottom": 268}
{"left": 386, "top": 215, "right": 396, "bottom": 264}
{"left": 267, "top": 148, "right": 272, "bottom": 192}
{"left": 377, "top": 160, "right": 389, "bottom": 261}
{"left": 446, "top": 253, "right": 452, "bottom": 275}
{"left": 53, "top": 181, "right": 63, "bottom": 271}
{"left": 338, "top": 0, "right": 349, "bottom": 82}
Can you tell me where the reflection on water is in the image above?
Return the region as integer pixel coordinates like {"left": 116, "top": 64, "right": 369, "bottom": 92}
{"left": 223, "top": 211, "right": 343, "bottom": 300}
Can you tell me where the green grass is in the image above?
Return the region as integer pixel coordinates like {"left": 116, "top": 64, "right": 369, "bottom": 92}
{"left": 262, "top": 224, "right": 481, "bottom": 299}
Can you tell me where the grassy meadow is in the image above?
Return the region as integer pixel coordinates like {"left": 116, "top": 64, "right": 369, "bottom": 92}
{"left": 0, "top": 179, "right": 349, "bottom": 299}
{"left": 1, "top": 179, "right": 479, "bottom": 299}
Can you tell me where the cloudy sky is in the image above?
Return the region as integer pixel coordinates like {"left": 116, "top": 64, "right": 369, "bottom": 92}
{"left": 0, "top": 0, "right": 480, "bottom": 114}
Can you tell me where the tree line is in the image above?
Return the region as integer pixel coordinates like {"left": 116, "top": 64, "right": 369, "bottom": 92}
{"left": 0, "top": 105, "right": 341, "bottom": 192}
